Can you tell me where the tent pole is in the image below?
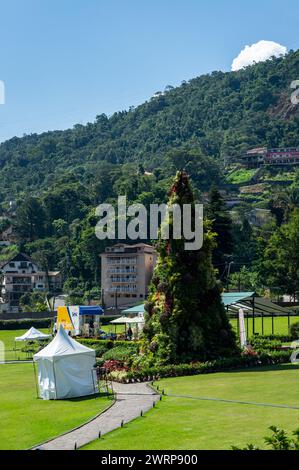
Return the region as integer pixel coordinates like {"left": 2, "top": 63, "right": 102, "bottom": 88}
{"left": 288, "top": 312, "right": 290, "bottom": 334}
{"left": 52, "top": 361, "right": 58, "bottom": 400}
{"left": 272, "top": 312, "right": 274, "bottom": 335}
{"left": 252, "top": 297, "right": 255, "bottom": 335}
{"left": 32, "top": 361, "right": 39, "bottom": 399}
{"left": 261, "top": 312, "right": 264, "bottom": 336}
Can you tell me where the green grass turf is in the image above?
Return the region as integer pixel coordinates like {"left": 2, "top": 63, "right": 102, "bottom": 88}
{"left": 230, "top": 315, "right": 299, "bottom": 337}
{"left": 83, "top": 365, "right": 299, "bottom": 450}
{"left": 101, "top": 324, "right": 126, "bottom": 334}
{"left": 1, "top": 314, "right": 298, "bottom": 362}
{"left": 0, "top": 328, "right": 52, "bottom": 361}
{"left": 226, "top": 168, "right": 257, "bottom": 184}
{"left": 104, "top": 315, "right": 299, "bottom": 337}
{"left": 0, "top": 363, "right": 111, "bottom": 450}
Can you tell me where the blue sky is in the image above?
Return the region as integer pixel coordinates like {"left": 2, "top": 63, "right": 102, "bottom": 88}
{"left": 0, "top": 0, "right": 298, "bottom": 142}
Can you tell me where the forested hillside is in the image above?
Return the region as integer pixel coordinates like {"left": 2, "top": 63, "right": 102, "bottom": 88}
{"left": 0, "top": 50, "right": 299, "bottom": 307}
{"left": 0, "top": 50, "right": 298, "bottom": 201}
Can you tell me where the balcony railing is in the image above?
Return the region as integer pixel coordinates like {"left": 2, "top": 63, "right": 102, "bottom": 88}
{"left": 107, "top": 268, "right": 137, "bottom": 274}
{"left": 107, "top": 286, "right": 137, "bottom": 293}
{"left": 107, "top": 257, "right": 137, "bottom": 265}
{"left": 110, "top": 277, "right": 137, "bottom": 283}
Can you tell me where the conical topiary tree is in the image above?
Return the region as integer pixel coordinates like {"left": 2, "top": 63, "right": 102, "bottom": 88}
{"left": 142, "top": 171, "right": 237, "bottom": 365}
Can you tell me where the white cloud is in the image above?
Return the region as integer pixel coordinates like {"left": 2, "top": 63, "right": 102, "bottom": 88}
{"left": 231, "top": 40, "right": 287, "bottom": 71}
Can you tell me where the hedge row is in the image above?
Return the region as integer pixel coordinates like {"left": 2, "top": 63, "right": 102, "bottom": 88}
{"left": 249, "top": 333, "right": 294, "bottom": 342}
{"left": 78, "top": 338, "right": 141, "bottom": 348}
{"left": 108, "top": 350, "right": 292, "bottom": 383}
{"left": 78, "top": 338, "right": 141, "bottom": 357}
{"left": 0, "top": 318, "right": 53, "bottom": 330}
{"left": 99, "top": 316, "right": 121, "bottom": 325}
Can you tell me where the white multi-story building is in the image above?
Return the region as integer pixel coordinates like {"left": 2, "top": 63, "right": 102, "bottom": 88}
{"left": 0, "top": 253, "right": 61, "bottom": 312}
{"left": 100, "top": 243, "right": 157, "bottom": 308}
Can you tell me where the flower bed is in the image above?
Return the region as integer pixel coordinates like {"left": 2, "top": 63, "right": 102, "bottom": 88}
{"left": 107, "top": 350, "right": 291, "bottom": 383}
{"left": 79, "top": 338, "right": 141, "bottom": 358}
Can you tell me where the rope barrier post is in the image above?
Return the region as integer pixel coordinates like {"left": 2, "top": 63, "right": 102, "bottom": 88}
{"left": 246, "top": 313, "right": 249, "bottom": 338}
{"left": 252, "top": 297, "right": 255, "bottom": 335}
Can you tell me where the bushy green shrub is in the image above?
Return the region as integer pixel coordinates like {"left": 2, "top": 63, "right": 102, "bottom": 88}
{"left": 102, "top": 344, "right": 139, "bottom": 363}
{"left": 232, "top": 426, "right": 299, "bottom": 450}
{"left": 79, "top": 339, "right": 141, "bottom": 359}
{"left": 94, "top": 345, "right": 109, "bottom": 358}
{"left": 78, "top": 338, "right": 141, "bottom": 348}
{"left": 0, "top": 318, "right": 52, "bottom": 330}
{"left": 289, "top": 322, "right": 299, "bottom": 339}
{"left": 249, "top": 336, "right": 282, "bottom": 351}
{"left": 249, "top": 333, "right": 293, "bottom": 342}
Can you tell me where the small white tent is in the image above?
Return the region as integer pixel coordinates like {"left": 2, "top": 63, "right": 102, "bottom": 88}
{"left": 15, "top": 327, "right": 51, "bottom": 342}
{"left": 34, "top": 326, "right": 98, "bottom": 400}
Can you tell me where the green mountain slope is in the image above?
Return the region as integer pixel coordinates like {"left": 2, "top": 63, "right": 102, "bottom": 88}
{"left": 0, "top": 50, "right": 298, "bottom": 201}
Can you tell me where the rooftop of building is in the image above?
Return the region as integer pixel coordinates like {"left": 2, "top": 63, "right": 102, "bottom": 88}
{"left": 101, "top": 243, "right": 156, "bottom": 255}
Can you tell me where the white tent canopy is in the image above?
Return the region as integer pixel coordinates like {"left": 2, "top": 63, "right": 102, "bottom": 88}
{"left": 15, "top": 327, "right": 51, "bottom": 342}
{"left": 129, "top": 316, "right": 145, "bottom": 324}
{"left": 111, "top": 316, "right": 145, "bottom": 324}
{"left": 110, "top": 316, "right": 131, "bottom": 324}
{"left": 34, "top": 326, "right": 98, "bottom": 400}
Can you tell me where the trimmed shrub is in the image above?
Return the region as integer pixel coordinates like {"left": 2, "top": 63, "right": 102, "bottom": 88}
{"left": 249, "top": 333, "right": 293, "bottom": 343}
{"left": 94, "top": 345, "right": 109, "bottom": 358}
{"left": 102, "top": 344, "right": 139, "bottom": 362}
{"left": 249, "top": 337, "right": 282, "bottom": 351}
{"left": 289, "top": 322, "right": 299, "bottom": 340}
{"left": 0, "top": 318, "right": 52, "bottom": 330}
{"left": 78, "top": 338, "right": 141, "bottom": 348}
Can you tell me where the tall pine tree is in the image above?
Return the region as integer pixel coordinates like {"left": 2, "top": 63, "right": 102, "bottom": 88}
{"left": 142, "top": 171, "right": 237, "bottom": 365}
{"left": 207, "top": 185, "right": 234, "bottom": 270}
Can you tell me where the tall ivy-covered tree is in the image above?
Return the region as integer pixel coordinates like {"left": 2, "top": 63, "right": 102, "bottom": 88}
{"left": 142, "top": 171, "right": 237, "bottom": 365}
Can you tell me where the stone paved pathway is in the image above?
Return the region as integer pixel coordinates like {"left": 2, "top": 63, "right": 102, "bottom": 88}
{"left": 33, "top": 382, "right": 159, "bottom": 450}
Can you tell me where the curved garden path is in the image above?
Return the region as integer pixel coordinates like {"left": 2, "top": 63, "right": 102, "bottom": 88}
{"left": 33, "top": 382, "right": 160, "bottom": 450}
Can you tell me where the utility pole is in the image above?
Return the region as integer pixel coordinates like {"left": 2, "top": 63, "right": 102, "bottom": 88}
{"left": 226, "top": 261, "right": 234, "bottom": 292}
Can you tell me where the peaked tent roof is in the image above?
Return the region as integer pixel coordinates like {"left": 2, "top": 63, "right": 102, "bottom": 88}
{"left": 34, "top": 326, "right": 95, "bottom": 360}
{"left": 15, "top": 327, "right": 51, "bottom": 341}
{"left": 122, "top": 304, "right": 145, "bottom": 314}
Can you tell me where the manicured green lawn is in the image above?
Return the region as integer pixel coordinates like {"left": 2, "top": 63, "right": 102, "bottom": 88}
{"left": 103, "top": 315, "right": 299, "bottom": 338}
{"left": 230, "top": 315, "right": 299, "bottom": 337}
{"left": 0, "top": 328, "right": 52, "bottom": 361}
{"left": 0, "top": 363, "right": 111, "bottom": 450}
{"left": 101, "top": 324, "right": 126, "bottom": 334}
{"left": 83, "top": 365, "right": 299, "bottom": 450}
{"left": 226, "top": 168, "right": 257, "bottom": 184}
